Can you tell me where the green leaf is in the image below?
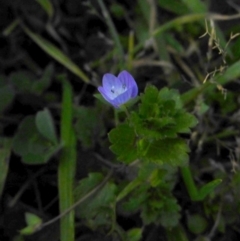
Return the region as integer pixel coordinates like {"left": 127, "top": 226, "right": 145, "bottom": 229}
{"left": 20, "top": 226, "right": 38, "bottom": 236}
{"left": 22, "top": 145, "right": 61, "bottom": 164}
{"left": 9, "top": 67, "right": 53, "bottom": 95}
{"left": 109, "top": 123, "right": 138, "bottom": 164}
{"left": 149, "top": 164, "right": 178, "bottom": 189}
{"left": 116, "top": 178, "right": 142, "bottom": 202}
{"left": 198, "top": 179, "right": 222, "bottom": 200}
{"left": 158, "top": 198, "right": 181, "bottom": 228}
{"left": 187, "top": 214, "right": 208, "bottom": 234}
{"left": 23, "top": 27, "right": 89, "bottom": 83}
{"left": 13, "top": 116, "right": 40, "bottom": 156}
{"left": 25, "top": 212, "right": 42, "bottom": 226}
{"left": 157, "top": 0, "right": 189, "bottom": 15}
{"left": 141, "top": 191, "right": 181, "bottom": 227}
{"left": 126, "top": 228, "right": 142, "bottom": 241}
{"left": 181, "top": 0, "right": 206, "bottom": 13}
{"left": 36, "top": 0, "right": 54, "bottom": 18}
{"left": 32, "top": 64, "right": 53, "bottom": 94}
{"left": 138, "top": 162, "right": 160, "bottom": 180}
{"left": 139, "top": 85, "right": 159, "bottom": 116}
{"left": 174, "top": 111, "right": 198, "bottom": 133}
{"left": 139, "top": 138, "right": 189, "bottom": 166}
{"left": 182, "top": 58, "right": 240, "bottom": 106}
{"left": 20, "top": 213, "right": 42, "bottom": 235}
{"left": 13, "top": 116, "right": 61, "bottom": 164}
{"left": 3, "top": 19, "right": 20, "bottom": 37}
{"left": 132, "top": 86, "right": 197, "bottom": 141}
{"left": 76, "top": 182, "right": 117, "bottom": 218}
{"left": 108, "top": 85, "right": 197, "bottom": 167}
{"left": 131, "top": 112, "right": 176, "bottom": 139}
{"left": 215, "top": 59, "right": 240, "bottom": 86}
{"left": 110, "top": 3, "right": 125, "bottom": 18}
{"left": 158, "top": 87, "right": 182, "bottom": 109}
{"left": 120, "top": 184, "right": 149, "bottom": 213}
{"left": 152, "top": 13, "right": 206, "bottom": 38}
{"left": 36, "top": 108, "right": 58, "bottom": 144}
{"left": 149, "top": 169, "right": 166, "bottom": 187}
{"left": 165, "top": 225, "right": 189, "bottom": 241}
{"left": 165, "top": 33, "right": 185, "bottom": 54}
{"left": 74, "top": 173, "right": 117, "bottom": 228}
{"left": 74, "top": 173, "right": 104, "bottom": 198}
{"left": 181, "top": 85, "right": 205, "bottom": 106}
{"left": 10, "top": 71, "right": 33, "bottom": 92}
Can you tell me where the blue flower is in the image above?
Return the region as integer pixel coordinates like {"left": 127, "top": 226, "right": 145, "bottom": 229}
{"left": 98, "top": 70, "right": 138, "bottom": 108}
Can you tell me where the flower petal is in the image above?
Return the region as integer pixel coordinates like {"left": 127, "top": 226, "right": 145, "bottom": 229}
{"left": 102, "top": 73, "right": 122, "bottom": 99}
{"left": 98, "top": 70, "right": 138, "bottom": 108}
{"left": 111, "top": 88, "right": 132, "bottom": 107}
{"left": 118, "top": 70, "right": 138, "bottom": 97}
{"left": 98, "top": 86, "right": 113, "bottom": 103}
{"left": 131, "top": 84, "right": 138, "bottom": 98}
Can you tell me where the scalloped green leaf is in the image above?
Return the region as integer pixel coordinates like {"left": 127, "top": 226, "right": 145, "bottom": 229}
{"left": 158, "top": 87, "right": 183, "bottom": 109}
{"left": 174, "top": 111, "right": 198, "bottom": 133}
{"left": 132, "top": 85, "right": 197, "bottom": 142}
{"left": 109, "top": 123, "right": 138, "bottom": 164}
{"left": 139, "top": 138, "right": 189, "bottom": 166}
{"left": 130, "top": 112, "right": 177, "bottom": 139}
{"left": 141, "top": 191, "right": 181, "bottom": 227}
{"left": 139, "top": 85, "right": 159, "bottom": 116}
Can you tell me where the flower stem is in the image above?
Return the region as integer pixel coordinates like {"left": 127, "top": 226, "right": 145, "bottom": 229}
{"left": 114, "top": 109, "right": 119, "bottom": 126}
{"left": 121, "top": 105, "right": 130, "bottom": 119}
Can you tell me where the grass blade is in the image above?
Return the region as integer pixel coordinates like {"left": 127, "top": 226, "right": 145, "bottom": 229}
{"left": 23, "top": 27, "right": 89, "bottom": 83}
{"left": 58, "top": 75, "right": 77, "bottom": 241}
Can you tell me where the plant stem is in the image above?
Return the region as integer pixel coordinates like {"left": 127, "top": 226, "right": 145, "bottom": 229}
{"left": 114, "top": 109, "right": 119, "bottom": 126}
{"left": 127, "top": 31, "right": 134, "bottom": 71}
{"left": 121, "top": 105, "right": 130, "bottom": 119}
{"left": 40, "top": 170, "right": 113, "bottom": 231}
{"left": 58, "top": 76, "right": 76, "bottom": 241}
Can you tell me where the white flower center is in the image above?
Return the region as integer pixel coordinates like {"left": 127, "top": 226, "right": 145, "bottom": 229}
{"left": 109, "top": 84, "right": 127, "bottom": 99}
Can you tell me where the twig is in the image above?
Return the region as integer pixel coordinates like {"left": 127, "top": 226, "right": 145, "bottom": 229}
{"left": 38, "top": 170, "right": 113, "bottom": 231}
{"left": 207, "top": 201, "right": 223, "bottom": 239}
